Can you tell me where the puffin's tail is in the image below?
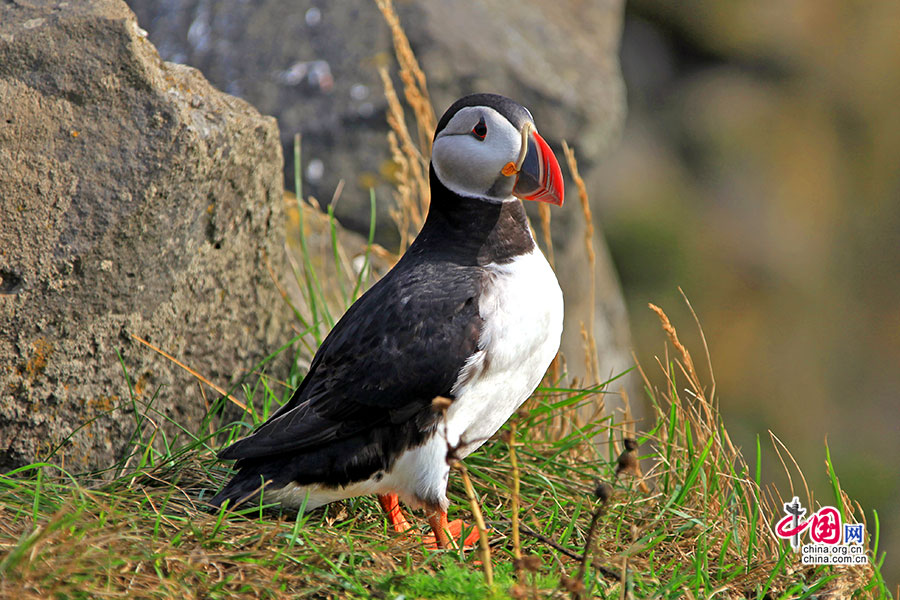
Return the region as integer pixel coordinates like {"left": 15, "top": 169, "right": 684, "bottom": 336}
{"left": 208, "top": 465, "right": 267, "bottom": 510}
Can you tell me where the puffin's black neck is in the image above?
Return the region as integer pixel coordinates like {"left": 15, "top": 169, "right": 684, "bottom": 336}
{"left": 407, "top": 167, "right": 535, "bottom": 266}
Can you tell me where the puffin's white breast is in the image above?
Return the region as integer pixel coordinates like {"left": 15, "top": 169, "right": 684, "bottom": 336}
{"left": 447, "top": 245, "right": 564, "bottom": 457}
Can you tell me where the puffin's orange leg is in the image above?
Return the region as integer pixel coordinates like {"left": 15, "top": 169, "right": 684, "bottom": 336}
{"left": 426, "top": 511, "right": 452, "bottom": 549}
{"left": 377, "top": 493, "right": 412, "bottom": 533}
{"left": 424, "top": 511, "right": 482, "bottom": 549}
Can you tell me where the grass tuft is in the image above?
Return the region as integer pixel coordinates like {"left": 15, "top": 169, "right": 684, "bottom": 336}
{"left": 0, "top": 309, "right": 887, "bottom": 598}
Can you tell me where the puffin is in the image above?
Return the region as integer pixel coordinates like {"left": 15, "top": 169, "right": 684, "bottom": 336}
{"left": 211, "top": 93, "right": 565, "bottom": 548}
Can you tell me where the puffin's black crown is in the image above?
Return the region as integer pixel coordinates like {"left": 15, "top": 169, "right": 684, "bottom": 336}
{"left": 434, "top": 93, "right": 535, "bottom": 140}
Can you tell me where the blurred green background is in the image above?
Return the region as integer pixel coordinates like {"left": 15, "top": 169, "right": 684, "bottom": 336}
{"left": 601, "top": 0, "right": 899, "bottom": 584}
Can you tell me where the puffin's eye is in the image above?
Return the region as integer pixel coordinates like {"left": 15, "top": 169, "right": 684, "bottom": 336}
{"left": 471, "top": 117, "right": 487, "bottom": 140}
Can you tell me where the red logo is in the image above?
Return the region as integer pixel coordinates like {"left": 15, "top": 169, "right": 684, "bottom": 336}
{"left": 776, "top": 497, "right": 843, "bottom": 550}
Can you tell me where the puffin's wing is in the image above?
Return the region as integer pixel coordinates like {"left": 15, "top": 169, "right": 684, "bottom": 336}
{"left": 218, "top": 262, "right": 484, "bottom": 461}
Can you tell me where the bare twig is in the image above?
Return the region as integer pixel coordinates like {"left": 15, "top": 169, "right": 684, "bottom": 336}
{"left": 513, "top": 522, "right": 621, "bottom": 581}
{"left": 432, "top": 397, "right": 493, "bottom": 584}
{"left": 129, "top": 334, "right": 244, "bottom": 412}
{"left": 508, "top": 422, "right": 524, "bottom": 580}
{"left": 456, "top": 463, "right": 493, "bottom": 586}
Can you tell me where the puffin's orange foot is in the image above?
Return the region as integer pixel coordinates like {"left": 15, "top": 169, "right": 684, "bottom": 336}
{"left": 424, "top": 512, "right": 484, "bottom": 549}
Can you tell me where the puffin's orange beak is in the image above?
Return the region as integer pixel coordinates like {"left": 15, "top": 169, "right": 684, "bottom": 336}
{"left": 509, "top": 124, "right": 564, "bottom": 206}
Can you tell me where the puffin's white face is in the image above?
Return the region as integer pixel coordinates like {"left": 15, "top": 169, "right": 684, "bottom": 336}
{"left": 432, "top": 106, "right": 523, "bottom": 202}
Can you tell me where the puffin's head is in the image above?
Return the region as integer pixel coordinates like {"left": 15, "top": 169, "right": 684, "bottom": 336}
{"left": 431, "top": 93, "right": 564, "bottom": 206}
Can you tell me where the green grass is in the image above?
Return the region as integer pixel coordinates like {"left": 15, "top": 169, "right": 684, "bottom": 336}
{"left": 0, "top": 355, "right": 889, "bottom": 598}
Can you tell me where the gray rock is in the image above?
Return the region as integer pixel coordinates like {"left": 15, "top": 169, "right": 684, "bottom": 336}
{"left": 128, "top": 0, "right": 625, "bottom": 231}
{"left": 0, "top": 0, "right": 289, "bottom": 471}
{"left": 128, "top": 0, "right": 637, "bottom": 402}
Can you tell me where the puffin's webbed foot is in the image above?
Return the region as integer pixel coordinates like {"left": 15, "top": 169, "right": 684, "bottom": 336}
{"left": 425, "top": 510, "right": 482, "bottom": 549}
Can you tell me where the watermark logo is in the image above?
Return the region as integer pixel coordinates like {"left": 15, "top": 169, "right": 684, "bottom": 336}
{"left": 775, "top": 497, "right": 868, "bottom": 565}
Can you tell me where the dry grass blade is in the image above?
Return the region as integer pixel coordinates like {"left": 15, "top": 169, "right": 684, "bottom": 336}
{"left": 562, "top": 141, "right": 600, "bottom": 384}
{"left": 129, "top": 333, "right": 245, "bottom": 412}
{"left": 379, "top": 66, "right": 429, "bottom": 249}
{"left": 376, "top": 0, "right": 436, "bottom": 251}
{"left": 647, "top": 302, "right": 713, "bottom": 429}
{"left": 507, "top": 422, "right": 523, "bottom": 580}
{"left": 678, "top": 287, "right": 716, "bottom": 405}
{"left": 647, "top": 303, "right": 698, "bottom": 390}
{"left": 456, "top": 464, "right": 493, "bottom": 587}
{"left": 770, "top": 430, "right": 812, "bottom": 509}
{"left": 375, "top": 0, "right": 436, "bottom": 151}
